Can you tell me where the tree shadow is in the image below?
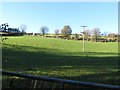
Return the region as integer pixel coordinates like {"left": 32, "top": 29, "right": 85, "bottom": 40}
{"left": 50, "top": 70, "right": 119, "bottom": 85}
{"left": 2, "top": 43, "right": 119, "bottom": 85}
{"left": 68, "top": 52, "right": 118, "bottom": 56}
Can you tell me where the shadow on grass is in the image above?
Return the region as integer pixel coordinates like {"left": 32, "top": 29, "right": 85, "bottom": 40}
{"left": 51, "top": 70, "right": 119, "bottom": 85}
{"left": 73, "top": 52, "right": 118, "bottom": 56}
{"left": 2, "top": 43, "right": 119, "bottom": 85}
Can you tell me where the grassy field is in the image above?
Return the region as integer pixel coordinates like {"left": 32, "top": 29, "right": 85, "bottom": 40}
{"left": 2, "top": 36, "right": 119, "bottom": 86}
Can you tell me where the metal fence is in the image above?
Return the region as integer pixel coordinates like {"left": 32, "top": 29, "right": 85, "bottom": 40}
{"left": 1, "top": 70, "right": 120, "bottom": 90}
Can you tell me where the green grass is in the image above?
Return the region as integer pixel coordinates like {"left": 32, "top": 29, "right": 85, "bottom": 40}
{"left": 2, "top": 36, "right": 119, "bottom": 85}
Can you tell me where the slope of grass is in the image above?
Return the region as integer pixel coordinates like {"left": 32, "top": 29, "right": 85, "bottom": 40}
{"left": 3, "top": 36, "right": 118, "bottom": 56}
{"left": 2, "top": 36, "right": 119, "bottom": 85}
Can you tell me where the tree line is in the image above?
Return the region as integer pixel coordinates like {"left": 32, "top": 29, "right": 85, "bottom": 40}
{"left": 39, "top": 25, "right": 119, "bottom": 42}
{"left": 0, "top": 23, "right": 119, "bottom": 42}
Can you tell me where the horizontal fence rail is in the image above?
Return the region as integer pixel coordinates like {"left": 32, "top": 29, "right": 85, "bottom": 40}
{"left": 1, "top": 70, "right": 120, "bottom": 90}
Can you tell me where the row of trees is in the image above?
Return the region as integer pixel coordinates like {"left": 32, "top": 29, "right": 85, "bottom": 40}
{"left": 40, "top": 25, "right": 100, "bottom": 37}
{"left": 0, "top": 23, "right": 111, "bottom": 38}
{"left": 40, "top": 25, "right": 119, "bottom": 42}
{"left": 40, "top": 25, "right": 72, "bottom": 36}
{"left": 1, "top": 23, "right": 119, "bottom": 42}
{"left": 40, "top": 25, "right": 104, "bottom": 36}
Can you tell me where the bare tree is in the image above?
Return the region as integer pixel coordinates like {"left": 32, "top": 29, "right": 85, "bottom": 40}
{"left": 84, "top": 29, "right": 91, "bottom": 41}
{"left": 20, "top": 24, "right": 27, "bottom": 34}
{"left": 40, "top": 26, "right": 49, "bottom": 36}
{"left": 92, "top": 28, "right": 101, "bottom": 42}
{"left": 54, "top": 29, "right": 60, "bottom": 35}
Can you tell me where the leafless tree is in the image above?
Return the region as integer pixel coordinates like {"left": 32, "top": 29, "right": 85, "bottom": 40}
{"left": 84, "top": 29, "right": 91, "bottom": 41}
{"left": 92, "top": 28, "right": 101, "bottom": 42}
{"left": 40, "top": 26, "right": 49, "bottom": 36}
{"left": 54, "top": 29, "right": 60, "bottom": 35}
{"left": 20, "top": 24, "right": 27, "bottom": 34}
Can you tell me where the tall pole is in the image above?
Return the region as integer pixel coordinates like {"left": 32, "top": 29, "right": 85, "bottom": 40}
{"left": 81, "top": 26, "right": 87, "bottom": 52}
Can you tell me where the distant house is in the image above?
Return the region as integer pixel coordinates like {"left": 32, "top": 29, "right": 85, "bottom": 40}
{"left": 0, "top": 27, "right": 22, "bottom": 36}
{"left": 26, "top": 33, "right": 33, "bottom": 35}
{"left": 7, "top": 28, "right": 20, "bottom": 33}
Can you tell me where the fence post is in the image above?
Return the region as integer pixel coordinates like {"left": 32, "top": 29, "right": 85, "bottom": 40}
{"left": 33, "top": 80, "right": 37, "bottom": 89}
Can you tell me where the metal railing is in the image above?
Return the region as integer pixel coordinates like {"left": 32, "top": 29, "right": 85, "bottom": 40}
{"left": 1, "top": 70, "right": 120, "bottom": 89}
